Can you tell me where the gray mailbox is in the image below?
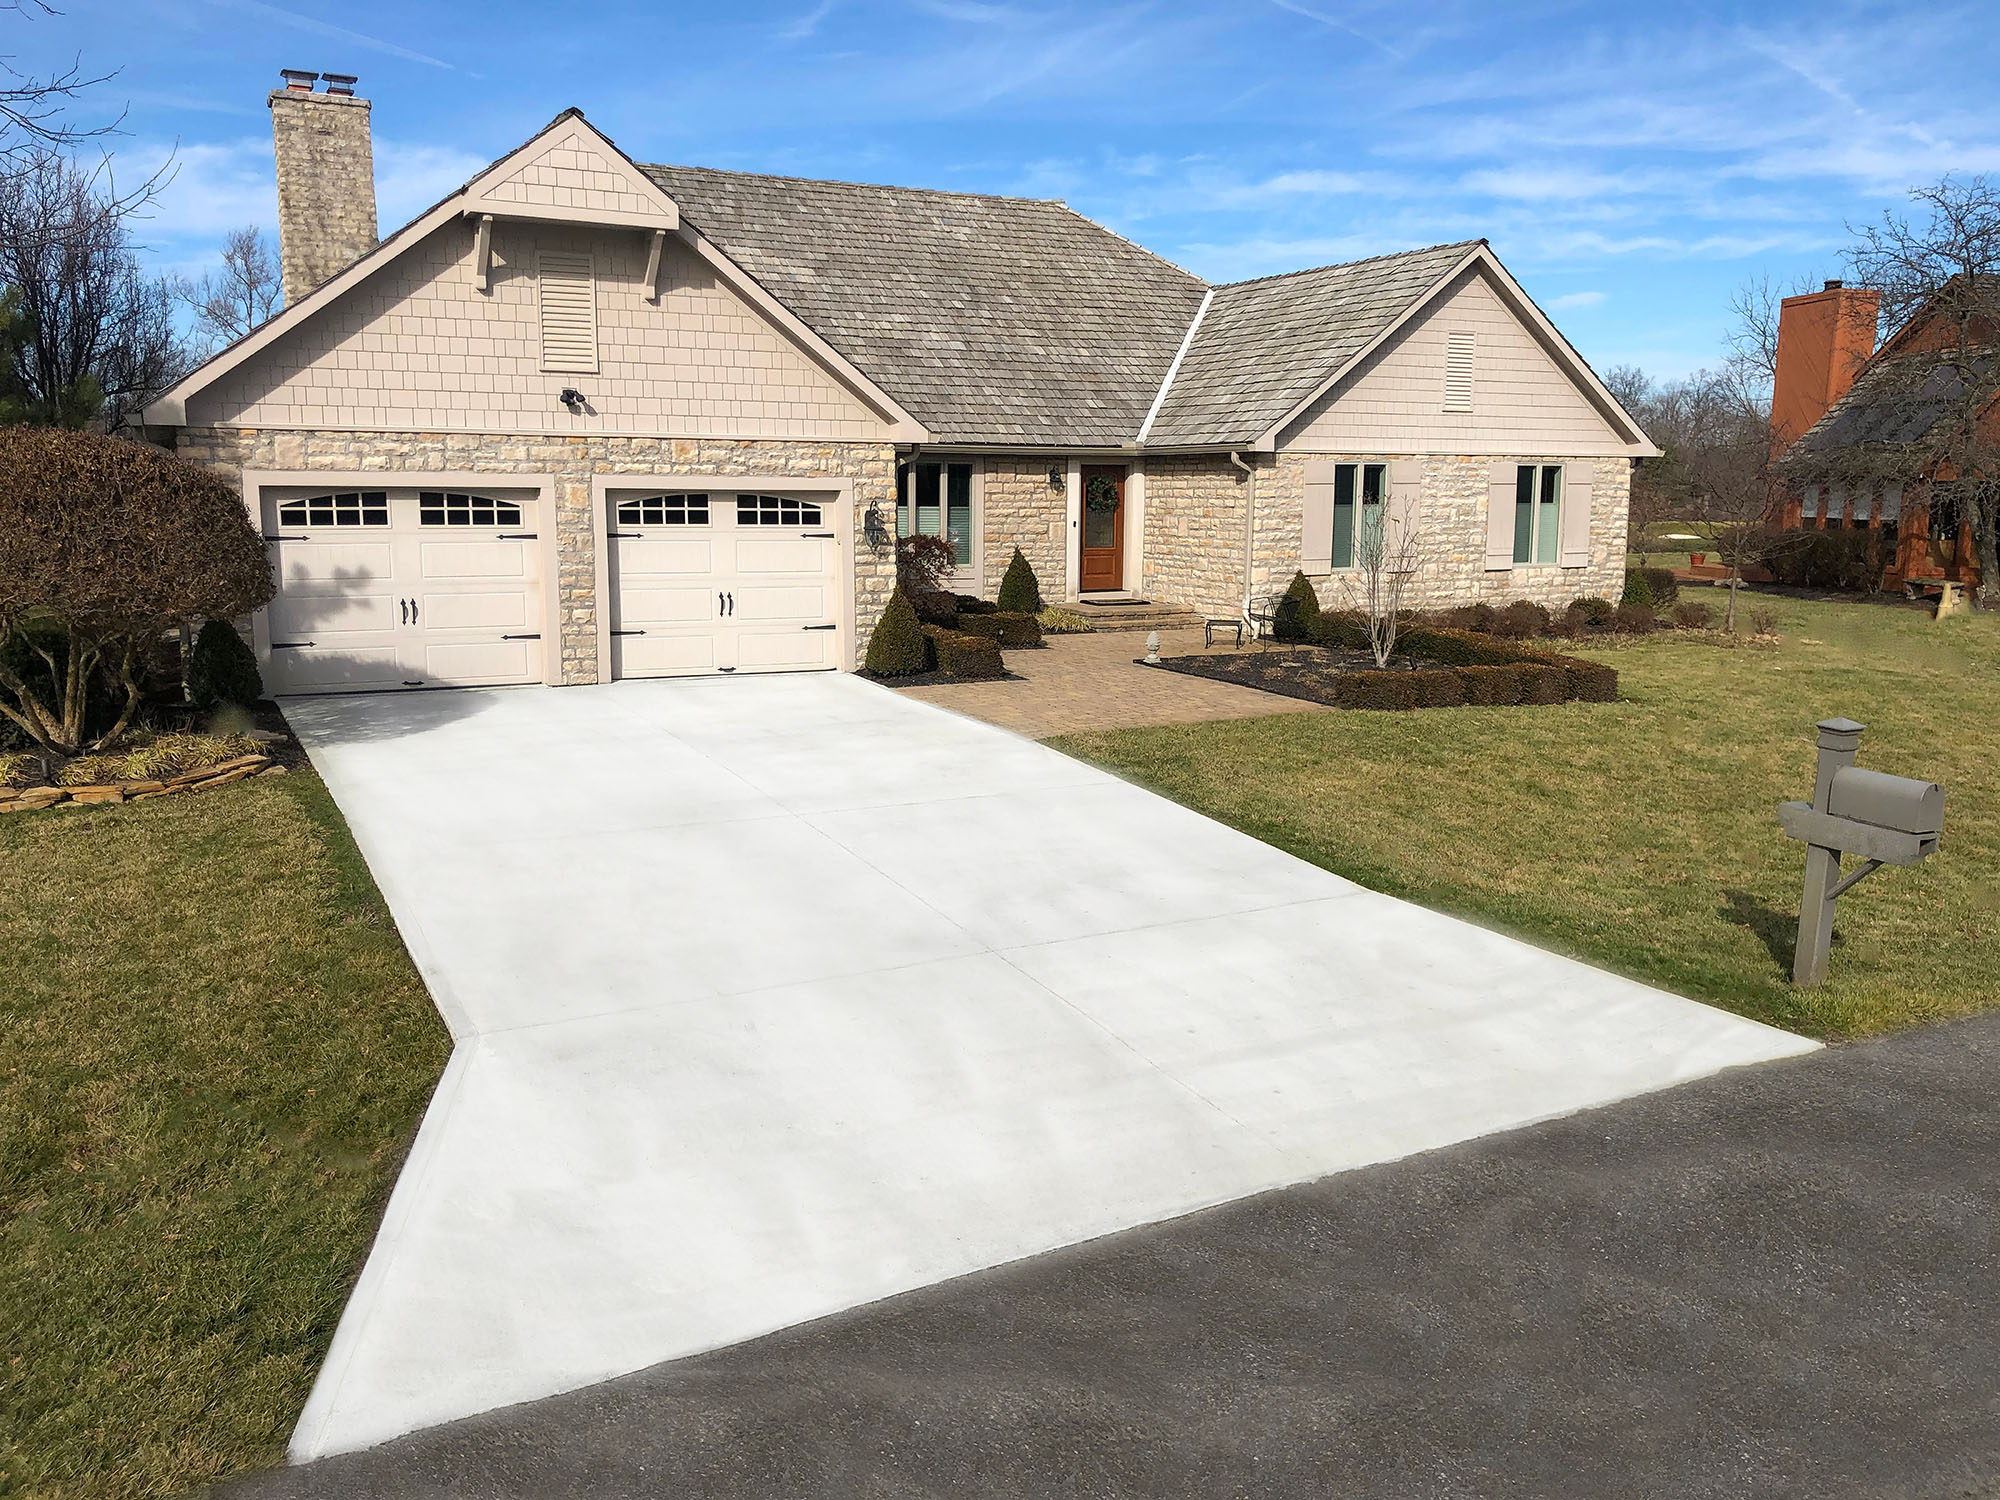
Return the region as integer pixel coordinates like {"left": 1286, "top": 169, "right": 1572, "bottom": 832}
{"left": 1778, "top": 718, "right": 1944, "bottom": 986}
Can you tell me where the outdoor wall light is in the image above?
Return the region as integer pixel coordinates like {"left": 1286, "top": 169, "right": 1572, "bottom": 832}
{"left": 1048, "top": 465, "right": 1063, "bottom": 488}
{"left": 559, "top": 387, "right": 587, "bottom": 413}
{"left": 863, "top": 500, "right": 892, "bottom": 556}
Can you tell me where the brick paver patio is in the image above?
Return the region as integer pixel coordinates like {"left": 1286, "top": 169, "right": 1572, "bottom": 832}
{"left": 896, "top": 627, "right": 1324, "bottom": 738}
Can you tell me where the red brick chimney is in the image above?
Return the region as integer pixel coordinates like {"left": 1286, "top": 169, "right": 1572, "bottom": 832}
{"left": 1770, "top": 280, "right": 1880, "bottom": 457}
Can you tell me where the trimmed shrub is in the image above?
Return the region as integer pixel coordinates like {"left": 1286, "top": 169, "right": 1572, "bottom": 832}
{"left": 1611, "top": 602, "right": 1657, "bottom": 634}
{"left": 1310, "top": 609, "right": 1370, "bottom": 650}
{"left": 864, "top": 587, "right": 930, "bottom": 676}
{"left": 1672, "top": 599, "right": 1715, "bottom": 629}
{"left": 1542, "top": 654, "right": 1617, "bottom": 702}
{"left": 1621, "top": 569, "right": 1655, "bottom": 608}
{"left": 1642, "top": 567, "right": 1679, "bottom": 606}
{"left": 185, "top": 619, "right": 263, "bottom": 710}
{"left": 950, "top": 611, "right": 1043, "bottom": 648}
{"left": 1490, "top": 600, "right": 1551, "bottom": 639}
{"left": 0, "top": 426, "right": 275, "bottom": 758}
{"left": 1518, "top": 663, "right": 1571, "bottom": 704}
{"left": 1272, "top": 571, "right": 1322, "bottom": 642}
{"left": 1459, "top": 663, "right": 1529, "bottom": 706}
{"left": 910, "top": 590, "right": 960, "bottom": 627}
{"left": 921, "top": 623, "right": 1005, "bottom": 679}
{"left": 955, "top": 595, "right": 999, "bottom": 615}
{"left": 996, "top": 547, "right": 1043, "bottom": 614}
{"left": 1567, "top": 596, "right": 1617, "bottom": 634}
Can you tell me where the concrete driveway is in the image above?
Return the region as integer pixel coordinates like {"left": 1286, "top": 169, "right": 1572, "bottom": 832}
{"left": 282, "top": 672, "right": 1815, "bottom": 1461}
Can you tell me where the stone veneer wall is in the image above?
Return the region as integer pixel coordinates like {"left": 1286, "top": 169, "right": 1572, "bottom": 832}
{"left": 1260, "top": 454, "right": 1632, "bottom": 613}
{"left": 1136, "top": 451, "right": 1632, "bottom": 619}
{"left": 978, "top": 456, "right": 1068, "bottom": 599}
{"left": 176, "top": 426, "right": 897, "bottom": 685}
{"left": 1138, "top": 454, "right": 1251, "bottom": 617}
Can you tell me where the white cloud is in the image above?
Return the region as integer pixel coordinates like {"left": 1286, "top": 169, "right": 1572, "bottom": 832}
{"left": 1547, "top": 290, "right": 1606, "bottom": 310}
{"left": 779, "top": 0, "right": 837, "bottom": 40}
{"left": 373, "top": 140, "right": 488, "bottom": 228}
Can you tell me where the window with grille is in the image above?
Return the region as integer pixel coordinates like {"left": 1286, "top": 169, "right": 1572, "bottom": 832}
{"left": 736, "top": 494, "right": 824, "bottom": 526}
{"left": 278, "top": 492, "right": 388, "bottom": 527}
{"left": 538, "top": 251, "right": 598, "bottom": 373}
{"left": 419, "top": 492, "right": 523, "bottom": 527}
{"left": 1326, "top": 463, "right": 1387, "bottom": 569}
{"left": 617, "top": 493, "right": 710, "bottom": 526}
{"left": 1443, "top": 330, "right": 1475, "bottom": 414}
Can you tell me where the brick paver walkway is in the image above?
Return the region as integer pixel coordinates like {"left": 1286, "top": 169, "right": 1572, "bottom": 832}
{"left": 897, "top": 627, "right": 1324, "bottom": 738}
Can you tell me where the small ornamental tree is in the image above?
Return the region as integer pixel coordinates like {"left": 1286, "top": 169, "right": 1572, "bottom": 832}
{"left": 996, "top": 547, "right": 1043, "bottom": 614}
{"left": 896, "top": 534, "right": 957, "bottom": 597}
{"left": 0, "top": 427, "right": 274, "bottom": 758}
{"left": 863, "top": 586, "right": 929, "bottom": 677}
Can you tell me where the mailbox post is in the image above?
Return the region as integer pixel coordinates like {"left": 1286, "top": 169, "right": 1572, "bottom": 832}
{"left": 1778, "top": 718, "right": 1944, "bottom": 986}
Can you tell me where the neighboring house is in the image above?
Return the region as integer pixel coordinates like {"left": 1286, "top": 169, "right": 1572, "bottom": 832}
{"left": 143, "top": 74, "right": 1656, "bottom": 696}
{"left": 1770, "top": 279, "right": 1991, "bottom": 593}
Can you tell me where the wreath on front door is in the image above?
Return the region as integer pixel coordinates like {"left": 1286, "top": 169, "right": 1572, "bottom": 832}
{"left": 1085, "top": 474, "right": 1120, "bottom": 512}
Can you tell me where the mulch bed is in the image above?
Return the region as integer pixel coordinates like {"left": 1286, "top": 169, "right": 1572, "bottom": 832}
{"left": 1149, "top": 646, "right": 1452, "bottom": 705}
{"left": 861, "top": 668, "right": 1028, "bottom": 688}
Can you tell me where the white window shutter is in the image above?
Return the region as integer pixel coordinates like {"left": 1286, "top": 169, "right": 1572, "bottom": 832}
{"left": 1485, "top": 461, "right": 1516, "bottom": 570}
{"left": 1558, "top": 463, "right": 1593, "bottom": 567}
{"left": 1443, "top": 330, "right": 1475, "bottom": 413}
{"left": 538, "top": 251, "right": 598, "bottom": 373}
{"left": 1302, "top": 460, "right": 1335, "bottom": 572}
{"left": 1388, "top": 459, "right": 1422, "bottom": 571}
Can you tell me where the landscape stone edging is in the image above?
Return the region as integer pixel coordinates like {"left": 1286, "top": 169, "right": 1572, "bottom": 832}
{"left": 0, "top": 755, "right": 284, "bottom": 814}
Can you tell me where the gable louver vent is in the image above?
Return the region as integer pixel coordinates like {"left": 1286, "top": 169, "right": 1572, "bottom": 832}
{"left": 1443, "top": 329, "right": 1475, "bottom": 414}
{"left": 538, "top": 251, "right": 599, "bottom": 374}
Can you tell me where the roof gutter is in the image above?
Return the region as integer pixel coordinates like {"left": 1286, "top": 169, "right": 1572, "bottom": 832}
{"left": 1136, "top": 288, "right": 1214, "bottom": 445}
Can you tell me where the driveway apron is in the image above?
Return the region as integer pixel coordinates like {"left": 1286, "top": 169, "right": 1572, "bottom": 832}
{"left": 281, "top": 673, "right": 1817, "bottom": 1461}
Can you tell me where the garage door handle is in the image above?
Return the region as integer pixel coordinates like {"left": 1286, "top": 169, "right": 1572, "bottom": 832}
{"left": 400, "top": 599, "right": 409, "bottom": 625}
{"left": 411, "top": 598, "right": 419, "bottom": 624}
{"left": 500, "top": 633, "right": 541, "bottom": 641}
{"left": 802, "top": 624, "right": 836, "bottom": 631}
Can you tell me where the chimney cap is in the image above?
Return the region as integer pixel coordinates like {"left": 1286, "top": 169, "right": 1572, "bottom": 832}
{"left": 279, "top": 69, "right": 319, "bottom": 90}
{"left": 1824, "top": 279, "right": 1845, "bottom": 291}
{"left": 323, "top": 73, "right": 358, "bottom": 94}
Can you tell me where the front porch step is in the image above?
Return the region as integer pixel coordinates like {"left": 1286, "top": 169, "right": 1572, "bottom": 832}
{"left": 1061, "top": 597, "right": 1208, "bottom": 633}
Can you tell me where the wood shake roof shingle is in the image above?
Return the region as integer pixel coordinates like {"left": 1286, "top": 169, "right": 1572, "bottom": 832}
{"left": 1143, "top": 242, "right": 1484, "bottom": 447}
{"left": 642, "top": 163, "right": 1209, "bottom": 447}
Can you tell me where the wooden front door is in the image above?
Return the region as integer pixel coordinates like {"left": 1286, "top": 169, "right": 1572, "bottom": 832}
{"left": 1080, "top": 464, "right": 1126, "bottom": 592}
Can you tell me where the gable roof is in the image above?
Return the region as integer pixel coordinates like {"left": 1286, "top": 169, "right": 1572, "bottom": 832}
{"left": 642, "top": 164, "right": 1208, "bottom": 448}
{"left": 1141, "top": 242, "right": 1482, "bottom": 447}
{"left": 1782, "top": 347, "right": 2000, "bottom": 468}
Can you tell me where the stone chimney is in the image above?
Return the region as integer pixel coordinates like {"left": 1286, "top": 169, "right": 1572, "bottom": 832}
{"left": 1770, "top": 280, "right": 1880, "bottom": 457}
{"left": 269, "top": 70, "right": 378, "bottom": 305}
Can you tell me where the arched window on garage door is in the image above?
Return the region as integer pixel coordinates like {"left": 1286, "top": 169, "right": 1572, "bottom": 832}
{"left": 616, "top": 493, "right": 711, "bottom": 526}
{"left": 419, "top": 492, "right": 523, "bottom": 527}
{"left": 736, "top": 494, "right": 823, "bottom": 526}
{"left": 278, "top": 491, "right": 389, "bottom": 527}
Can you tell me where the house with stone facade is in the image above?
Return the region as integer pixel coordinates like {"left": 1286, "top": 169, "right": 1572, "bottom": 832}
{"left": 142, "top": 74, "right": 1655, "bottom": 695}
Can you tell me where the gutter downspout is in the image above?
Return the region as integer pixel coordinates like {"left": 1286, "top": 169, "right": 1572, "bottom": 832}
{"left": 1230, "top": 450, "right": 1255, "bottom": 628}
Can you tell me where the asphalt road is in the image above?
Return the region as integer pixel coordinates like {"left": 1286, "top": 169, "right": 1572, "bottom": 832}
{"left": 214, "top": 1011, "right": 2000, "bottom": 1500}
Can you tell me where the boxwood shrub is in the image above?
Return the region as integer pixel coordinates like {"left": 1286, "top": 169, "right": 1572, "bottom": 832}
{"left": 950, "top": 610, "right": 1043, "bottom": 648}
{"left": 920, "top": 623, "right": 1005, "bottom": 679}
{"left": 1290, "top": 613, "right": 1616, "bottom": 708}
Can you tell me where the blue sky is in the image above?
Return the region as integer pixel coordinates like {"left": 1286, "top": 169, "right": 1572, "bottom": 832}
{"left": 15, "top": 0, "right": 2000, "bottom": 381}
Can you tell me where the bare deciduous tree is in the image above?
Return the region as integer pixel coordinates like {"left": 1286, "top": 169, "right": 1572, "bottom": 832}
{"left": 1830, "top": 175, "right": 2000, "bottom": 600}
{"left": 0, "top": 148, "right": 191, "bottom": 429}
{"left": 1336, "top": 489, "right": 1420, "bottom": 667}
{"left": 0, "top": 0, "right": 122, "bottom": 171}
{"left": 176, "top": 226, "right": 281, "bottom": 350}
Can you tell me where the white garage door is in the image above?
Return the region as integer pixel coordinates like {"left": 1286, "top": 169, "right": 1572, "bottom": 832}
{"left": 261, "top": 487, "right": 545, "bottom": 695}
{"left": 608, "top": 490, "right": 841, "bottom": 678}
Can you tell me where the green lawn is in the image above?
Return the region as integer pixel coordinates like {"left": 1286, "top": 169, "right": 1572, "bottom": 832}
{"left": 0, "top": 774, "right": 450, "bottom": 1500}
{"left": 1051, "top": 594, "right": 2000, "bottom": 1040}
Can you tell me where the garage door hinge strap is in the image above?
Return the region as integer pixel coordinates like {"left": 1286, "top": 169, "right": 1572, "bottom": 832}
{"left": 500, "top": 633, "right": 542, "bottom": 641}
{"left": 496, "top": 533, "right": 538, "bottom": 540}
{"left": 272, "top": 641, "right": 315, "bottom": 649}
{"left": 802, "top": 624, "right": 836, "bottom": 631}
{"left": 265, "top": 534, "right": 308, "bottom": 542}
{"left": 610, "top": 629, "right": 646, "bottom": 637}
